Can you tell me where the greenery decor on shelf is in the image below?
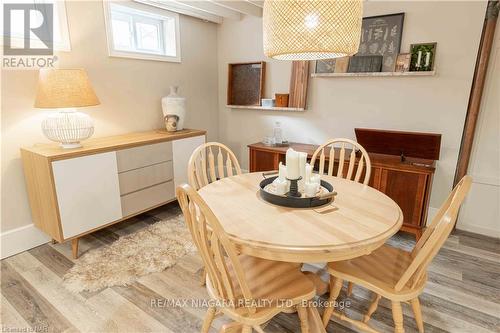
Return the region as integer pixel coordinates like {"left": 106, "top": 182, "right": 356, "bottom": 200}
{"left": 410, "top": 42, "right": 437, "bottom": 71}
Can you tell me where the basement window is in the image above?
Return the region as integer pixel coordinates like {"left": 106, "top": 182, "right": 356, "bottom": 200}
{"left": 103, "top": 2, "right": 180, "bottom": 62}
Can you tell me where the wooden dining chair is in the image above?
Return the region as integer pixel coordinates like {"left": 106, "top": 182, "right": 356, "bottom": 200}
{"left": 311, "top": 138, "right": 372, "bottom": 296}
{"left": 176, "top": 184, "right": 317, "bottom": 333}
{"left": 310, "top": 138, "right": 372, "bottom": 185}
{"left": 188, "top": 142, "right": 243, "bottom": 286}
{"left": 322, "top": 176, "right": 472, "bottom": 333}
{"left": 188, "top": 142, "right": 242, "bottom": 190}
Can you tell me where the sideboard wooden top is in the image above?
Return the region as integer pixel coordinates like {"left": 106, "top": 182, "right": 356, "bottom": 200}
{"left": 248, "top": 142, "right": 436, "bottom": 173}
{"left": 22, "top": 129, "right": 206, "bottom": 160}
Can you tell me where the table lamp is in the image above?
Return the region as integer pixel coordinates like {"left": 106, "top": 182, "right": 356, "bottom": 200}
{"left": 35, "top": 69, "right": 100, "bottom": 149}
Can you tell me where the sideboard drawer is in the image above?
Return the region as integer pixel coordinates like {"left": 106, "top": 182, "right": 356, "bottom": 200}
{"left": 121, "top": 181, "right": 175, "bottom": 217}
{"left": 118, "top": 161, "right": 173, "bottom": 195}
{"left": 117, "top": 142, "right": 173, "bottom": 172}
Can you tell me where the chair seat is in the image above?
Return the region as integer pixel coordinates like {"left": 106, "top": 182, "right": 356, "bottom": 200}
{"left": 207, "top": 254, "right": 316, "bottom": 323}
{"left": 327, "top": 244, "right": 426, "bottom": 300}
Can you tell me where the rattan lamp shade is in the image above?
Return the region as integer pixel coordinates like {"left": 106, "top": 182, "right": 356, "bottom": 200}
{"left": 35, "top": 69, "right": 100, "bottom": 108}
{"left": 263, "top": 0, "right": 363, "bottom": 60}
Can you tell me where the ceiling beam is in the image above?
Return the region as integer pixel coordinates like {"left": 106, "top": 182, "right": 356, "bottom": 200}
{"left": 246, "top": 0, "right": 263, "bottom": 8}
{"left": 176, "top": 1, "right": 242, "bottom": 20}
{"left": 209, "top": 0, "right": 263, "bottom": 17}
{"left": 135, "top": 0, "right": 223, "bottom": 23}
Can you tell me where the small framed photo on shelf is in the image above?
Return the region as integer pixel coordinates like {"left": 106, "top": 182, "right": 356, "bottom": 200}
{"left": 348, "top": 55, "right": 382, "bottom": 73}
{"left": 395, "top": 53, "right": 411, "bottom": 72}
{"left": 410, "top": 43, "right": 437, "bottom": 71}
{"left": 315, "top": 57, "right": 350, "bottom": 74}
{"left": 315, "top": 59, "right": 336, "bottom": 74}
{"left": 334, "top": 57, "right": 350, "bottom": 73}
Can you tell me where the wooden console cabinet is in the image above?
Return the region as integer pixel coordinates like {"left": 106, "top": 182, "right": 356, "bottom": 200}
{"left": 248, "top": 142, "right": 436, "bottom": 240}
{"left": 21, "top": 129, "right": 206, "bottom": 258}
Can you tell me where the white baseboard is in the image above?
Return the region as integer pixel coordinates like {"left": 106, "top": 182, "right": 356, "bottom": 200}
{"left": 428, "top": 206, "right": 499, "bottom": 238}
{"left": 456, "top": 223, "right": 500, "bottom": 239}
{"left": 426, "top": 206, "right": 439, "bottom": 226}
{"left": 1, "top": 224, "right": 51, "bottom": 259}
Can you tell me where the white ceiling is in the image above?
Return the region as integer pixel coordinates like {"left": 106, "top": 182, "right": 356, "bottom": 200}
{"left": 134, "top": 0, "right": 263, "bottom": 24}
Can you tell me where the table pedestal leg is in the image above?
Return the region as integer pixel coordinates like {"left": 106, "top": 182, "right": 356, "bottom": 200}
{"left": 303, "top": 271, "right": 329, "bottom": 296}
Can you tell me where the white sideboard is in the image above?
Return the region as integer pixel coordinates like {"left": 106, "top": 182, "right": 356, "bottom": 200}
{"left": 21, "top": 129, "right": 206, "bottom": 258}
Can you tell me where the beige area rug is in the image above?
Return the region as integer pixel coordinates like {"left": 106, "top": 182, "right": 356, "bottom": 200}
{"left": 63, "top": 215, "right": 195, "bottom": 293}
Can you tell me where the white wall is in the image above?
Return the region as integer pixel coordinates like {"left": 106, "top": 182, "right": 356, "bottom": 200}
{"left": 217, "top": 1, "right": 487, "bottom": 225}
{"left": 457, "top": 21, "right": 500, "bottom": 237}
{"left": 1, "top": 0, "right": 219, "bottom": 255}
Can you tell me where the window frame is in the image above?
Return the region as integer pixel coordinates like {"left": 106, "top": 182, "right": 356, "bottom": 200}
{"left": 102, "top": 1, "right": 181, "bottom": 63}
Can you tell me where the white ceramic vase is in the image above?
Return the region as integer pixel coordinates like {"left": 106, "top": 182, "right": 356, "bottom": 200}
{"left": 162, "top": 86, "right": 186, "bottom": 131}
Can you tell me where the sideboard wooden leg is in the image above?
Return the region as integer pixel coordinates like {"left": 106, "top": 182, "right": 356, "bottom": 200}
{"left": 51, "top": 239, "right": 57, "bottom": 244}
{"left": 415, "top": 228, "right": 424, "bottom": 241}
{"left": 71, "top": 238, "right": 79, "bottom": 259}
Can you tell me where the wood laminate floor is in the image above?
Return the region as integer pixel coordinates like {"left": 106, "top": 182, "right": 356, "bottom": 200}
{"left": 1, "top": 202, "right": 499, "bottom": 333}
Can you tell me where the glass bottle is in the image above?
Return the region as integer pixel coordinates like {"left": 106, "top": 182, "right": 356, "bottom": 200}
{"left": 273, "top": 121, "right": 283, "bottom": 144}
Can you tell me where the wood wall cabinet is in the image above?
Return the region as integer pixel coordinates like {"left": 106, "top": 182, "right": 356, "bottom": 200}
{"left": 21, "top": 129, "right": 206, "bottom": 258}
{"left": 248, "top": 142, "right": 436, "bottom": 240}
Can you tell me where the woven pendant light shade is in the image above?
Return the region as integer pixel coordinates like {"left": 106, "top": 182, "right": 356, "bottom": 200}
{"left": 263, "top": 0, "right": 363, "bottom": 60}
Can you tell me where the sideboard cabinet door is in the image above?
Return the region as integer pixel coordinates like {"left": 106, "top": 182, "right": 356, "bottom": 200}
{"left": 379, "top": 169, "right": 428, "bottom": 227}
{"left": 52, "top": 152, "right": 123, "bottom": 239}
{"left": 172, "top": 135, "right": 206, "bottom": 189}
{"left": 249, "top": 149, "right": 281, "bottom": 172}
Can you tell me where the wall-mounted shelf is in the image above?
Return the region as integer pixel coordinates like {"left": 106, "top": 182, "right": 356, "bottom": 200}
{"left": 227, "top": 105, "right": 305, "bottom": 112}
{"left": 311, "top": 71, "right": 436, "bottom": 78}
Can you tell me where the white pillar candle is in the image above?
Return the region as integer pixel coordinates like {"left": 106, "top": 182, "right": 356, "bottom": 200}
{"left": 298, "top": 152, "right": 307, "bottom": 178}
{"left": 425, "top": 52, "right": 430, "bottom": 67}
{"left": 305, "top": 182, "right": 318, "bottom": 197}
{"left": 286, "top": 148, "right": 300, "bottom": 179}
{"left": 416, "top": 51, "right": 422, "bottom": 67}
{"left": 305, "top": 163, "right": 313, "bottom": 183}
{"left": 298, "top": 152, "right": 307, "bottom": 191}
{"left": 273, "top": 178, "right": 288, "bottom": 195}
{"left": 278, "top": 162, "right": 286, "bottom": 181}
{"left": 310, "top": 174, "right": 321, "bottom": 186}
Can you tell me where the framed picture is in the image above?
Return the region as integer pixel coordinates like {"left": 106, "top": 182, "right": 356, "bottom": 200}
{"left": 334, "top": 57, "right": 350, "bottom": 73}
{"left": 315, "top": 57, "right": 350, "bottom": 74}
{"left": 356, "top": 12, "right": 405, "bottom": 72}
{"left": 410, "top": 43, "right": 437, "bottom": 71}
{"left": 315, "top": 59, "right": 336, "bottom": 74}
{"left": 227, "top": 62, "right": 266, "bottom": 106}
{"left": 348, "top": 56, "right": 383, "bottom": 73}
{"left": 395, "top": 53, "right": 411, "bottom": 72}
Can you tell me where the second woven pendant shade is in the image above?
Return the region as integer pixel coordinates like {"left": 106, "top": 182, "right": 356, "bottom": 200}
{"left": 263, "top": 0, "right": 363, "bottom": 60}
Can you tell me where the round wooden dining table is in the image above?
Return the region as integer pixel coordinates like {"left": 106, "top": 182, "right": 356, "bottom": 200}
{"left": 197, "top": 172, "right": 403, "bottom": 332}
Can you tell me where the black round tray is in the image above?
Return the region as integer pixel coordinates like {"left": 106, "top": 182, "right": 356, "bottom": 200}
{"left": 259, "top": 175, "right": 336, "bottom": 208}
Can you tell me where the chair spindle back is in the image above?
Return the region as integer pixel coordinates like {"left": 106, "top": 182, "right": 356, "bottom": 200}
{"left": 310, "top": 138, "right": 372, "bottom": 185}
{"left": 188, "top": 142, "right": 242, "bottom": 190}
